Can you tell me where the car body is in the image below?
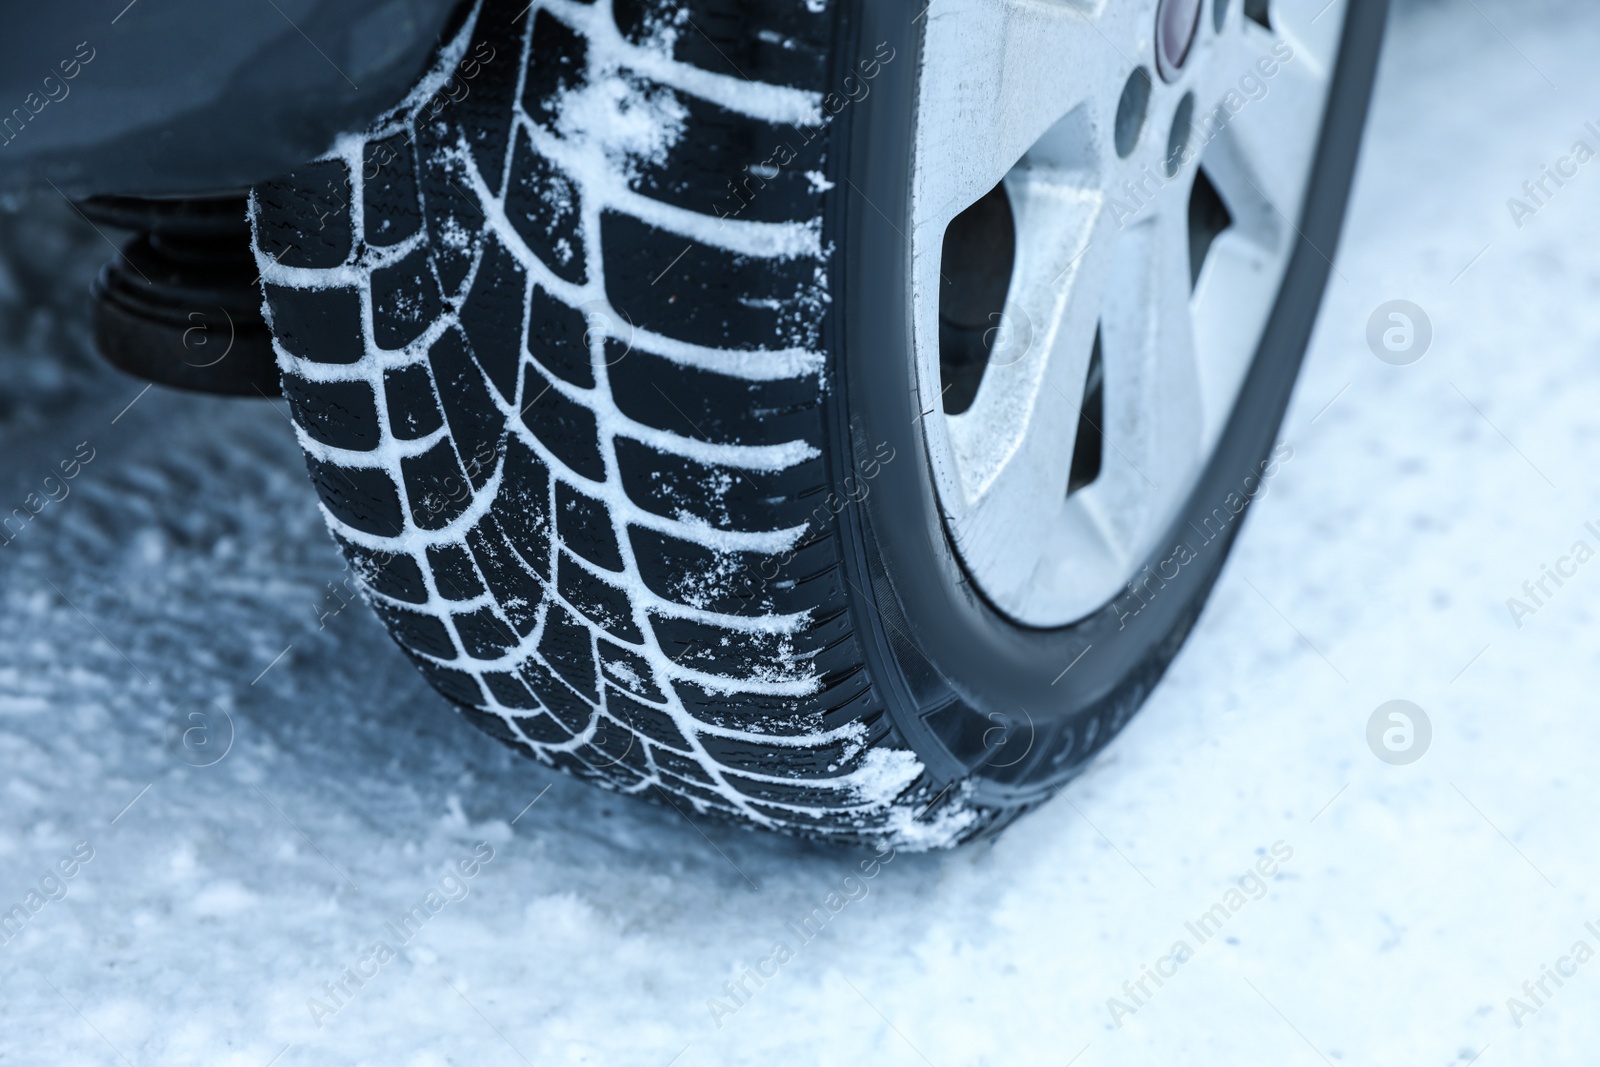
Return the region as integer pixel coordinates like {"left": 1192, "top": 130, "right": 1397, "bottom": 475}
{"left": 0, "top": 0, "right": 455, "bottom": 199}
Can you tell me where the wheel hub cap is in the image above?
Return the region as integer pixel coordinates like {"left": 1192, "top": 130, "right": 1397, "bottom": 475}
{"left": 910, "top": 0, "right": 1346, "bottom": 626}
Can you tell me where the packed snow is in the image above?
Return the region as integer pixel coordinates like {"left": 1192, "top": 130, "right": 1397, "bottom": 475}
{"left": 2, "top": 1, "right": 1600, "bottom": 1063}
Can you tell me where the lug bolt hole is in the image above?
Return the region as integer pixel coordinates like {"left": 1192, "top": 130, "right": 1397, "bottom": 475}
{"left": 1114, "top": 68, "right": 1153, "bottom": 159}
{"left": 1164, "top": 92, "right": 1196, "bottom": 177}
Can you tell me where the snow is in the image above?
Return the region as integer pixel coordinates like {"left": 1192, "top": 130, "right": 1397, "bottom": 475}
{"left": 3, "top": 1, "right": 1600, "bottom": 1063}
{"left": 269, "top": 1, "right": 855, "bottom": 835}
{"left": 548, "top": 0, "right": 822, "bottom": 129}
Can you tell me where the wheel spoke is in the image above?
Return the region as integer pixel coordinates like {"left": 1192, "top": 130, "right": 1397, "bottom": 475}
{"left": 1095, "top": 199, "right": 1204, "bottom": 553}
{"left": 1190, "top": 229, "right": 1279, "bottom": 443}
{"left": 941, "top": 174, "right": 1115, "bottom": 605}
{"left": 1185, "top": 5, "right": 1340, "bottom": 449}
{"left": 1195, "top": 18, "right": 1334, "bottom": 248}
{"left": 1274, "top": 0, "right": 1349, "bottom": 74}
{"left": 914, "top": 0, "right": 1156, "bottom": 238}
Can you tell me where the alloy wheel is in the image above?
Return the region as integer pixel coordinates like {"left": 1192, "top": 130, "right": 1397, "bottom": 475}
{"left": 913, "top": 0, "right": 1346, "bottom": 625}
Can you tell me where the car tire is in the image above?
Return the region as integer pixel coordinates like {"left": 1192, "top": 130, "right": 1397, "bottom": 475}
{"left": 250, "top": 0, "right": 1387, "bottom": 848}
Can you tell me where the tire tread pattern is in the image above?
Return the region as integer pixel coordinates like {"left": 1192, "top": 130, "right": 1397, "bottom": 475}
{"left": 252, "top": 0, "right": 985, "bottom": 846}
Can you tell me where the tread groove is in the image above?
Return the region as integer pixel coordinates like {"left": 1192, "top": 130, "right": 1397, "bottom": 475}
{"left": 252, "top": 0, "right": 972, "bottom": 847}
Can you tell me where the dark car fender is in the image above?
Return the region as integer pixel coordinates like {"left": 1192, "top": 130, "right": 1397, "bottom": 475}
{"left": 0, "top": 0, "right": 460, "bottom": 198}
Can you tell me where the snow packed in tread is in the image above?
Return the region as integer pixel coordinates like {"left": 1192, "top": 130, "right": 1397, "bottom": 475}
{"left": 250, "top": 0, "right": 985, "bottom": 847}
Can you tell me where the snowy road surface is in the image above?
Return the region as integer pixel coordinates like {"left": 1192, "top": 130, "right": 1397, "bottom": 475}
{"left": 3, "top": 2, "right": 1600, "bottom": 1064}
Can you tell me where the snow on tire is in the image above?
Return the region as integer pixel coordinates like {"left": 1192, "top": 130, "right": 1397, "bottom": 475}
{"left": 250, "top": 0, "right": 972, "bottom": 848}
